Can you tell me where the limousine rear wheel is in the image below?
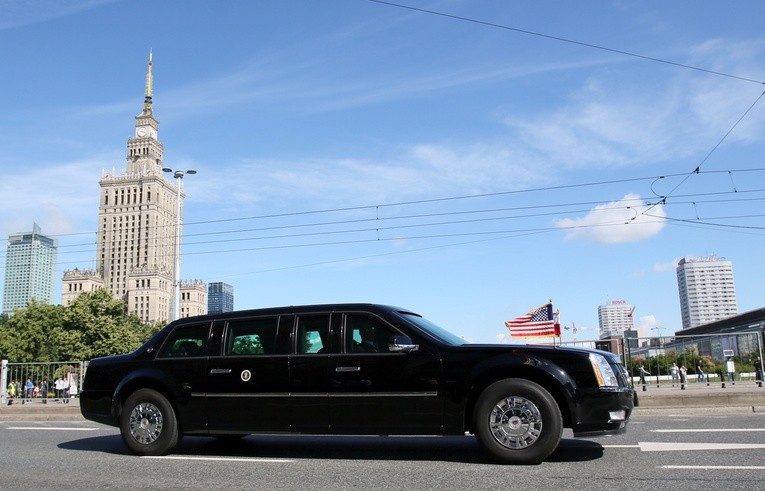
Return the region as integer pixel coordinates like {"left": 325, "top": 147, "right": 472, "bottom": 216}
{"left": 473, "top": 379, "right": 563, "bottom": 465}
{"left": 120, "top": 389, "right": 180, "bottom": 456}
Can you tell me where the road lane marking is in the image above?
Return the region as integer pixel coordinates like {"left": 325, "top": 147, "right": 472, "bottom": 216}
{"left": 602, "top": 445, "right": 640, "bottom": 448}
{"left": 7, "top": 427, "right": 99, "bottom": 431}
{"left": 652, "top": 428, "right": 765, "bottom": 433}
{"left": 143, "top": 456, "right": 293, "bottom": 463}
{"left": 662, "top": 465, "right": 765, "bottom": 470}
{"left": 640, "top": 442, "right": 765, "bottom": 451}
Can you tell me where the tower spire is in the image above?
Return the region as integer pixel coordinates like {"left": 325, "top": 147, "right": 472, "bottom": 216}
{"left": 142, "top": 50, "right": 153, "bottom": 115}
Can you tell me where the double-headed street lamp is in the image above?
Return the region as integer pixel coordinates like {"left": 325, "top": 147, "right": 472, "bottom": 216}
{"left": 162, "top": 167, "right": 196, "bottom": 321}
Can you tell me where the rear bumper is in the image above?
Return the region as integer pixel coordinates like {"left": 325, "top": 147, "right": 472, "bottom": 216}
{"left": 80, "top": 389, "right": 118, "bottom": 427}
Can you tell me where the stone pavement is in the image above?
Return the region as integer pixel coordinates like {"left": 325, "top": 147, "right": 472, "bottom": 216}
{"left": 1, "top": 382, "right": 764, "bottom": 421}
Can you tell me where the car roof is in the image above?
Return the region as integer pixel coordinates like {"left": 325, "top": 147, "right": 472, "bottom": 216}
{"left": 168, "top": 303, "right": 416, "bottom": 325}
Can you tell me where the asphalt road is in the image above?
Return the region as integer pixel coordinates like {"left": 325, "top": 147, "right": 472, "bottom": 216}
{"left": 1, "top": 409, "right": 764, "bottom": 490}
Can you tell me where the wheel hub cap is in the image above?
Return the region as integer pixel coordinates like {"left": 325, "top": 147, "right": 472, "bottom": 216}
{"left": 489, "top": 396, "right": 543, "bottom": 449}
{"left": 128, "top": 402, "right": 163, "bottom": 445}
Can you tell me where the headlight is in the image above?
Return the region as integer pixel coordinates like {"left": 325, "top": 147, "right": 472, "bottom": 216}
{"left": 589, "top": 353, "right": 619, "bottom": 388}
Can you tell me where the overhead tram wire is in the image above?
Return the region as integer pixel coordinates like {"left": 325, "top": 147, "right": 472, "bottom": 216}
{"left": 14, "top": 168, "right": 763, "bottom": 253}
{"left": 32, "top": 183, "right": 765, "bottom": 262}
{"left": 642, "top": 89, "right": 765, "bottom": 217}
{"left": 5, "top": 170, "right": 765, "bottom": 265}
{"left": 4, "top": 172, "right": 664, "bottom": 255}
{"left": 368, "top": 0, "right": 765, "bottom": 85}
{"left": 362, "top": 2, "right": 765, "bottom": 220}
{"left": 177, "top": 189, "right": 765, "bottom": 248}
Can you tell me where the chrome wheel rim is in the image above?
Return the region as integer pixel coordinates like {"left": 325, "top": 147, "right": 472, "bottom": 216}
{"left": 128, "top": 402, "right": 164, "bottom": 445}
{"left": 488, "top": 396, "right": 543, "bottom": 449}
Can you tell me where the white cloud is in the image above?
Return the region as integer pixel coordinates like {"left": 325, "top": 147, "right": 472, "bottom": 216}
{"left": 635, "top": 314, "right": 661, "bottom": 339}
{"left": 654, "top": 260, "right": 680, "bottom": 272}
{"left": 193, "top": 141, "right": 544, "bottom": 213}
{"left": 0, "top": 157, "right": 105, "bottom": 238}
{"left": 555, "top": 193, "right": 666, "bottom": 244}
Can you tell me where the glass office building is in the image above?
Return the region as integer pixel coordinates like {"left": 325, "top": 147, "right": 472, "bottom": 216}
{"left": 207, "top": 282, "right": 234, "bottom": 314}
{"left": 3, "top": 223, "right": 58, "bottom": 314}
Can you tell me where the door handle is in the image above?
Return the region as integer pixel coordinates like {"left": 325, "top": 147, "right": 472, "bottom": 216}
{"left": 209, "top": 368, "right": 232, "bottom": 374}
{"left": 335, "top": 366, "right": 361, "bottom": 372}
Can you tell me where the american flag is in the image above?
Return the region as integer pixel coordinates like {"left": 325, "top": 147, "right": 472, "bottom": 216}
{"left": 505, "top": 303, "right": 561, "bottom": 338}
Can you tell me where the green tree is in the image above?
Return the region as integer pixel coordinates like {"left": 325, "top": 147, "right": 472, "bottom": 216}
{"left": 0, "top": 290, "right": 165, "bottom": 363}
{"left": 61, "top": 289, "right": 144, "bottom": 359}
{"left": 0, "top": 300, "right": 65, "bottom": 362}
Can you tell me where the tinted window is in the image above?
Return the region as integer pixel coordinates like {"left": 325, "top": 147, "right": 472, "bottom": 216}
{"left": 159, "top": 324, "right": 210, "bottom": 358}
{"left": 400, "top": 312, "right": 465, "bottom": 346}
{"left": 226, "top": 317, "right": 279, "bottom": 355}
{"left": 345, "top": 314, "right": 397, "bottom": 353}
{"left": 296, "top": 315, "right": 330, "bottom": 354}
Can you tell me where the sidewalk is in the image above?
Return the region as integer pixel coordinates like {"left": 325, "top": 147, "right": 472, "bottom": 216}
{"left": 2, "top": 383, "right": 765, "bottom": 421}
{"left": 633, "top": 380, "right": 765, "bottom": 413}
{"left": 1, "top": 396, "right": 82, "bottom": 421}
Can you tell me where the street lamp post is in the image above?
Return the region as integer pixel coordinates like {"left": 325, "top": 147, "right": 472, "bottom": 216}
{"left": 650, "top": 326, "right": 665, "bottom": 387}
{"left": 162, "top": 167, "right": 196, "bottom": 321}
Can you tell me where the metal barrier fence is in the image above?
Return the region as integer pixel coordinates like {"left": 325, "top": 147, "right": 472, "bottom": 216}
{"left": 1, "top": 360, "right": 85, "bottom": 406}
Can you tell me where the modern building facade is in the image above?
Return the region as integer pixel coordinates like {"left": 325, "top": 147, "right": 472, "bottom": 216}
{"left": 676, "top": 255, "right": 737, "bottom": 329}
{"left": 597, "top": 300, "right": 634, "bottom": 336}
{"left": 2, "top": 223, "right": 58, "bottom": 314}
{"left": 62, "top": 52, "right": 205, "bottom": 322}
{"left": 207, "top": 282, "right": 234, "bottom": 314}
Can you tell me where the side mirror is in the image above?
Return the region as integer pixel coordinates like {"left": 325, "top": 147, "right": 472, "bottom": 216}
{"left": 389, "top": 335, "right": 419, "bottom": 353}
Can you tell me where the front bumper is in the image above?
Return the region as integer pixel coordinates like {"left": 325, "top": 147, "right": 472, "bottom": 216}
{"left": 571, "top": 387, "right": 634, "bottom": 438}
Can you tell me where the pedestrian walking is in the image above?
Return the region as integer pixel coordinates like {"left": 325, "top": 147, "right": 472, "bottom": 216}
{"left": 679, "top": 365, "right": 688, "bottom": 389}
{"left": 24, "top": 378, "right": 34, "bottom": 399}
{"left": 670, "top": 363, "right": 679, "bottom": 386}
{"left": 54, "top": 377, "right": 63, "bottom": 400}
{"left": 726, "top": 358, "right": 736, "bottom": 384}
{"left": 638, "top": 365, "right": 650, "bottom": 385}
{"left": 6, "top": 381, "right": 16, "bottom": 405}
{"left": 62, "top": 372, "right": 71, "bottom": 403}
{"left": 696, "top": 364, "right": 705, "bottom": 383}
{"left": 755, "top": 357, "right": 764, "bottom": 382}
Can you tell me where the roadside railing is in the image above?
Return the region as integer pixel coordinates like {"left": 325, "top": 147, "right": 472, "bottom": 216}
{"left": 1, "top": 360, "right": 85, "bottom": 406}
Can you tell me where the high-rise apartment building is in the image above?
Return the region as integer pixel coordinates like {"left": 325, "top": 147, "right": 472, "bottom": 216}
{"left": 3, "top": 223, "right": 58, "bottom": 314}
{"left": 676, "top": 255, "right": 737, "bottom": 329}
{"left": 207, "top": 282, "right": 234, "bottom": 314}
{"left": 597, "top": 300, "right": 634, "bottom": 335}
{"left": 62, "top": 53, "right": 205, "bottom": 322}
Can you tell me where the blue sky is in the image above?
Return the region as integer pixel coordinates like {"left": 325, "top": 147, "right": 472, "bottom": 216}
{"left": 1, "top": 0, "right": 764, "bottom": 343}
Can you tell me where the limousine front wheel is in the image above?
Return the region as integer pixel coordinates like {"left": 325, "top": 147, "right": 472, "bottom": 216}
{"left": 473, "top": 379, "right": 563, "bottom": 464}
{"left": 120, "top": 389, "right": 180, "bottom": 456}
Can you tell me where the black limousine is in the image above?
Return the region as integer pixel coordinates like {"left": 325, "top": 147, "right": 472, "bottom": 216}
{"left": 80, "top": 304, "right": 634, "bottom": 464}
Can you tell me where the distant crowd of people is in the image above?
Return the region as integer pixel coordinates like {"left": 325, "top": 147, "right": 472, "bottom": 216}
{"left": 5, "top": 374, "right": 71, "bottom": 406}
{"left": 636, "top": 357, "right": 763, "bottom": 387}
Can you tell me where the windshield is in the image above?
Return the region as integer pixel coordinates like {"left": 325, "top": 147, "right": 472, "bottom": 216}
{"left": 399, "top": 312, "right": 466, "bottom": 346}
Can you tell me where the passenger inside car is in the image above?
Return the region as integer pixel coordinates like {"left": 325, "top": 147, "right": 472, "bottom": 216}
{"left": 354, "top": 323, "right": 379, "bottom": 352}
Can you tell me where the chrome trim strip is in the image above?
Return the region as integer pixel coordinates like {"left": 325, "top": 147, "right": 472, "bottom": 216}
{"left": 191, "top": 392, "right": 439, "bottom": 398}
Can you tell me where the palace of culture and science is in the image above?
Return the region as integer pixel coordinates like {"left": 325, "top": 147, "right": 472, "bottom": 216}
{"left": 61, "top": 53, "right": 206, "bottom": 323}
